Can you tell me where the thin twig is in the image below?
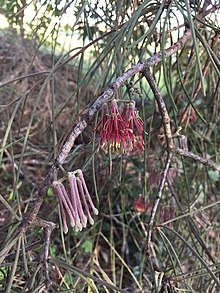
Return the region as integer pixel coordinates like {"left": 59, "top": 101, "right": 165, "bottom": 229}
{"left": 142, "top": 67, "right": 220, "bottom": 172}
{"left": 142, "top": 64, "right": 220, "bottom": 254}
{"left": 33, "top": 218, "right": 58, "bottom": 287}
{"left": 172, "top": 146, "right": 220, "bottom": 172}
{"left": 142, "top": 67, "right": 173, "bottom": 149}
{"left": 146, "top": 152, "right": 173, "bottom": 252}
{"left": 5, "top": 239, "right": 43, "bottom": 261}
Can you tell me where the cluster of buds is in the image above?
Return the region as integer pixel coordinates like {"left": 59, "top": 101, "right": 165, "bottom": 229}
{"left": 94, "top": 99, "right": 145, "bottom": 153}
{"left": 52, "top": 170, "right": 98, "bottom": 233}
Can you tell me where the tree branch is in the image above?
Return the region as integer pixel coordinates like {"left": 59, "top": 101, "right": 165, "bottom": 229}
{"left": 173, "top": 146, "right": 220, "bottom": 172}
{"left": 146, "top": 152, "right": 173, "bottom": 252}
{"left": 142, "top": 65, "right": 220, "bottom": 255}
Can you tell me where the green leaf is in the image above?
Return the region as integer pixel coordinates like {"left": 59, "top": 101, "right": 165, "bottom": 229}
{"left": 208, "top": 170, "right": 220, "bottom": 183}
{"left": 50, "top": 245, "right": 57, "bottom": 258}
{"left": 47, "top": 187, "right": 55, "bottom": 196}
{"left": 82, "top": 240, "right": 93, "bottom": 253}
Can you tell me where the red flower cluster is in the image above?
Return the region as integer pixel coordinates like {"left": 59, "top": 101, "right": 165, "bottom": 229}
{"left": 53, "top": 170, "right": 98, "bottom": 233}
{"left": 94, "top": 100, "right": 145, "bottom": 153}
{"left": 132, "top": 194, "right": 151, "bottom": 213}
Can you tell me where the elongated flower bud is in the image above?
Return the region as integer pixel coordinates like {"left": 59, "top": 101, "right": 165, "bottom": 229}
{"left": 59, "top": 200, "right": 68, "bottom": 234}
{"left": 53, "top": 181, "right": 75, "bottom": 227}
{"left": 77, "top": 177, "right": 95, "bottom": 225}
{"left": 77, "top": 170, "right": 99, "bottom": 216}
{"left": 68, "top": 174, "right": 81, "bottom": 228}
{"left": 53, "top": 170, "right": 98, "bottom": 233}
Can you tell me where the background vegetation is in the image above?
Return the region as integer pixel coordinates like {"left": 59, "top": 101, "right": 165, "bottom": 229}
{"left": 0, "top": 0, "right": 219, "bottom": 292}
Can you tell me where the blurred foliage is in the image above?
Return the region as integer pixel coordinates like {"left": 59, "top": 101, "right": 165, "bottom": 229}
{"left": 0, "top": 0, "right": 220, "bottom": 292}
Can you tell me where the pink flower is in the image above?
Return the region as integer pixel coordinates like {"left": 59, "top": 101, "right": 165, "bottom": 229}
{"left": 68, "top": 173, "right": 87, "bottom": 230}
{"left": 53, "top": 170, "right": 98, "bottom": 233}
{"left": 53, "top": 181, "right": 75, "bottom": 227}
{"left": 69, "top": 170, "right": 98, "bottom": 226}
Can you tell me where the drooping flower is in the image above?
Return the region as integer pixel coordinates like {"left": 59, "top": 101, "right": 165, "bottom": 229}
{"left": 103, "top": 100, "right": 128, "bottom": 152}
{"left": 68, "top": 173, "right": 87, "bottom": 230}
{"left": 52, "top": 170, "right": 98, "bottom": 233}
{"left": 76, "top": 170, "right": 99, "bottom": 216}
{"left": 93, "top": 103, "right": 109, "bottom": 150}
{"left": 132, "top": 194, "right": 151, "bottom": 213}
{"left": 121, "top": 101, "right": 145, "bottom": 151}
{"left": 69, "top": 170, "right": 98, "bottom": 226}
{"left": 94, "top": 99, "right": 145, "bottom": 153}
{"left": 53, "top": 181, "right": 76, "bottom": 228}
{"left": 59, "top": 200, "right": 68, "bottom": 234}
